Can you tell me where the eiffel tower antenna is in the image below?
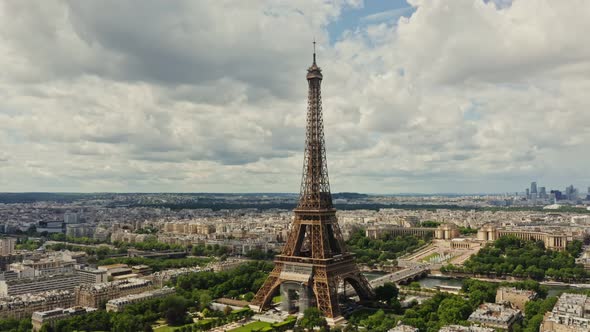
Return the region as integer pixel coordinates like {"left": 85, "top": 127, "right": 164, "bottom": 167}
{"left": 313, "top": 38, "right": 316, "bottom": 64}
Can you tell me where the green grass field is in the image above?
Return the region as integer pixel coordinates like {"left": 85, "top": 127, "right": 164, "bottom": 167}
{"left": 229, "top": 321, "right": 272, "bottom": 332}
{"left": 153, "top": 319, "right": 214, "bottom": 332}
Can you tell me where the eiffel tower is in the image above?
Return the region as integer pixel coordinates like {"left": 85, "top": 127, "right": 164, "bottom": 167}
{"left": 251, "top": 43, "right": 374, "bottom": 322}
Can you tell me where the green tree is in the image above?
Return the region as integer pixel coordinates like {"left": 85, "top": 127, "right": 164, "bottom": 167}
{"left": 375, "top": 282, "right": 399, "bottom": 304}
{"left": 437, "top": 297, "right": 471, "bottom": 325}
{"left": 359, "top": 310, "right": 397, "bottom": 332}
{"left": 160, "top": 296, "right": 189, "bottom": 326}
{"left": 299, "top": 307, "right": 327, "bottom": 331}
{"left": 198, "top": 292, "right": 212, "bottom": 310}
{"left": 243, "top": 292, "right": 255, "bottom": 302}
{"left": 408, "top": 281, "right": 421, "bottom": 290}
{"left": 111, "top": 313, "right": 143, "bottom": 332}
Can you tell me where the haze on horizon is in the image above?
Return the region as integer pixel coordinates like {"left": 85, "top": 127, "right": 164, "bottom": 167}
{"left": 0, "top": 0, "right": 589, "bottom": 194}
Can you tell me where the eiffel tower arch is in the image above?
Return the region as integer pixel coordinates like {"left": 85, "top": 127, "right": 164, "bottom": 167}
{"left": 250, "top": 44, "right": 374, "bottom": 323}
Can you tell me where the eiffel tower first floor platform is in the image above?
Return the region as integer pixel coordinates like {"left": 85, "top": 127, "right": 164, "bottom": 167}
{"left": 249, "top": 254, "right": 375, "bottom": 324}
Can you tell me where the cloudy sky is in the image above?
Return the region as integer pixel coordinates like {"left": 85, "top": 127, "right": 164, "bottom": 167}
{"left": 1, "top": 0, "right": 589, "bottom": 194}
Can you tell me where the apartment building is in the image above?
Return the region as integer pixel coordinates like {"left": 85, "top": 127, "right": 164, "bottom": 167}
{"left": 105, "top": 286, "right": 175, "bottom": 312}
{"left": 0, "top": 290, "right": 74, "bottom": 320}
{"left": 0, "top": 238, "right": 16, "bottom": 256}
{"left": 496, "top": 287, "right": 537, "bottom": 311}
{"left": 0, "top": 273, "right": 81, "bottom": 297}
{"left": 75, "top": 278, "right": 154, "bottom": 308}
{"left": 468, "top": 303, "right": 522, "bottom": 330}
{"left": 541, "top": 293, "right": 590, "bottom": 332}
{"left": 439, "top": 326, "right": 495, "bottom": 332}
{"left": 76, "top": 266, "right": 108, "bottom": 284}
{"left": 32, "top": 306, "right": 96, "bottom": 331}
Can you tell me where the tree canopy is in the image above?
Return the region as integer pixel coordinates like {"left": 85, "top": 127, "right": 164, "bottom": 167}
{"left": 443, "top": 236, "right": 587, "bottom": 281}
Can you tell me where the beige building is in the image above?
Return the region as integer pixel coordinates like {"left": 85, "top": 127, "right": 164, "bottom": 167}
{"left": 365, "top": 226, "right": 435, "bottom": 239}
{"left": 97, "top": 263, "right": 136, "bottom": 281}
{"left": 9, "top": 254, "right": 76, "bottom": 278}
{"left": 447, "top": 238, "right": 484, "bottom": 250}
{"left": 75, "top": 278, "right": 154, "bottom": 308}
{"left": 575, "top": 247, "right": 590, "bottom": 271}
{"left": 434, "top": 223, "right": 460, "bottom": 240}
{"left": 32, "top": 307, "right": 96, "bottom": 331}
{"left": 0, "top": 290, "right": 74, "bottom": 320}
{"left": 76, "top": 266, "right": 108, "bottom": 284}
{"left": 0, "top": 238, "right": 16, "bottom": 256}
{"left": 541, "top": 293, "right": 590, "bottom": 332}
{"left": 496, "top": 287, "right": 537, "bottom": 311}
{"left": 439, "top": 326, "right": 495, "bottom": 332}
{"left": 106, "top": 286, "right": 174, "bottom": 312}
{"left": 110, "top": 231, "right": 155, "bottom": 244}
{"left": 468, "top": 303, "right": 522, "bottom": 330}
{"left": 477, "top": 225, "right": 572, "bottom": 251}
{"left": 148, "top": 266, "right": 207, "bottom": 288}
{"left": 163, "top": 222, "right": 215, "bottom": 235}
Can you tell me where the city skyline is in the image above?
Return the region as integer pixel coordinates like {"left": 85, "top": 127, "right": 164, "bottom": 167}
{"left": 2, "top": 1, "right": 590, "bottom": 193}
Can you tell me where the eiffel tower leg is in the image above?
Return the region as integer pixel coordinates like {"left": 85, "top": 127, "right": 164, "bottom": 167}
{"left": 313, "top": 267, "right": 339, "bottom": 318}
{"left": 251, "top": 264, "right": 283, "bottom": 310}
{"left": 345, "top": 269, "right": 375, "bottom": 300}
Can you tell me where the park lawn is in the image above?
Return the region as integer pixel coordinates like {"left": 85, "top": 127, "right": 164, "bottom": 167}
{"left": 194, "top": 318, "right": 215, "bottom": 326}
{"left": 229, "top": 321, "right": 272, "bottom": 332}
{"left": 153, "top": 325, "right": 176, "bottom": 332}
{"left": 154, "top": 320, "right": 209, "bottom": 332}
{"left": 272, "top": 295, "right": 281, "bottom": 303}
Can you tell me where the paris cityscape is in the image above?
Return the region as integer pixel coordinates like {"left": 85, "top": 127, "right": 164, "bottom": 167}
{"left": 2, "top": 1, "right": 590, "bottom": 332}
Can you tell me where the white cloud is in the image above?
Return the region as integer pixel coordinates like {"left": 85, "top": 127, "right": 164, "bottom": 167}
{"left": 0, "top": 0, "right": 589, "bottom": 193}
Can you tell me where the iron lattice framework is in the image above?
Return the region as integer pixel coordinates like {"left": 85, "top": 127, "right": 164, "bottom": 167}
{"left": 251, "top": 48, "right": 374, "bottom": 319}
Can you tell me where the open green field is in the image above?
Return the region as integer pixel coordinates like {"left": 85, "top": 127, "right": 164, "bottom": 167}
{"left": 229, "top": 321, "right": 272, "bottom": 332}
{"left": 153, "top": 319, "right": 213, "bottom": 332}
{"left": 153, "top": 325, "right": 176, "bottom": 332}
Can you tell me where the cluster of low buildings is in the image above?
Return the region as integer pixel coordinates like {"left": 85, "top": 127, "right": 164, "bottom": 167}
{"left": 394, "top": 286, "right": 590, "bottom": 332}
{"left": 75, "top": 278, "right": 155, "bottom": 308}
{"left": 0, "top": 290, "right": 75, "bottom": 320}
{"left": 460, "top": 287, "right": 533, "bottom": 331}
{"left": 0, "top": 240, "right": 252, "bottom": 330}
{"left": 3, "top": 197, "right": 590, "bottom": 257}
{"left": 541, "top": 293, "right": 590, "bottom": 332}
{"left": 390, "top": 287, "right": 537, "bottom": 331}
{"left": 1, "top": 194, "right": 590, "bottom": 330}
{"left": 0, "top": 247, "right": 186, "bottom": 329}
{"left": 468, "top": 302, "right": 523, "bottom": 330}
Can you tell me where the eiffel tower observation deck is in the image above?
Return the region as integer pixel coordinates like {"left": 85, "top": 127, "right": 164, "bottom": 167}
{"left": 250, "top": 43, "right": 374, "bottom": 324}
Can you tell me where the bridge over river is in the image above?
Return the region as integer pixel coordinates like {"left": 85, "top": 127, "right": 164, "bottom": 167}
{"left": 341, "top": 265, "right": 430, "bottom": 295}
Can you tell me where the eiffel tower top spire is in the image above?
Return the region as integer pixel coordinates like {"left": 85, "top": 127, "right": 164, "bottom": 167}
{"left": 313, "top": 39, "right": 317, "bottom": 65}
{"left": 298, "top": 42, "right": 331, "bottom": 210}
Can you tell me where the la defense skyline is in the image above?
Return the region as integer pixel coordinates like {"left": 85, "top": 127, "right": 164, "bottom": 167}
{"left": 250, "top": 47, "right": 374, "bottom": 322}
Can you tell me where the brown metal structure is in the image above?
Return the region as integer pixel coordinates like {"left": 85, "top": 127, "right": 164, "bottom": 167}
{"left": 251, "top": 45, "right": 374, "bottom": 319}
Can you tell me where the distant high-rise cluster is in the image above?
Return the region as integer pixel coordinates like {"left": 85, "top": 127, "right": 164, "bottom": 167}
{"left": 523, "top": 181, "right": 586, "bottom": 202}
{"left": 525, "top": 181, "right": 547, "bottom": 200}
